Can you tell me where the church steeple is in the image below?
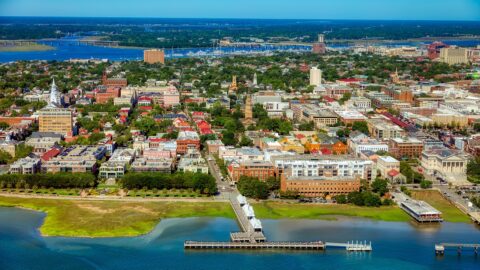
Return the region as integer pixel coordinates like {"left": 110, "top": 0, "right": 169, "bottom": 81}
{"left": 48, "top": 78, "right": 60, "bottom": 107}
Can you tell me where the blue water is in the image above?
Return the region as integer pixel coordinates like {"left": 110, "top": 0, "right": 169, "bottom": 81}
{"left": 1, "top": 37, "right": 479, "bottom": 63}
{"left": 0, "top": 207, "right": 479, "bottom": 270}
{"left": 0, "top": 37, "right": 311, "bottom": 63}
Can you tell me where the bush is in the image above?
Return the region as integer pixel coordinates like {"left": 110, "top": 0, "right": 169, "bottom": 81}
{"left": 334, "top": 194, "right": 348, "bottom": 204}
{"left": 420, "top": 180, "right": 432, "bottom": 189}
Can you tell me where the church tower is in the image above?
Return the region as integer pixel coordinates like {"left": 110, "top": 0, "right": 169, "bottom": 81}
{"left": 229, "top": 75, "right": 238, "bottom": 94}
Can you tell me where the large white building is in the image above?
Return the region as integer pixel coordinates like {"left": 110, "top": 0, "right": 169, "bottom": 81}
{"left": 271, "top": 155, "right": 373, "bottom": 181}
{"left": 310, "top": 67, "right": 322, "bottom": 87}
{"left": 420, "top": 147, "right": 469, "bottom": 185}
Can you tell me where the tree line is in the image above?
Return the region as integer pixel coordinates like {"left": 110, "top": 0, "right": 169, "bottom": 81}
{"left": 120, "top": 172, "right": 217, "bottom": 195}
{"left": 0, "top": 173, "right": 96, "bottom": 189}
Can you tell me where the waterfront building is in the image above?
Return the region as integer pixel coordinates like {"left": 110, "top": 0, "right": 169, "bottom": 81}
{"left": 144, "top": 49, "right": 165, "bottom": 64}
{"left": 9, "top": 157, "right": 41, "bottom": 174}
{"left": 400, "top": 200, "right": 443, "bottom": 222}
{"left": 228, "top": 160, "right": 275, "bottom": 182}
{"left": 98, "top": 148, "right": 136, "bottom": 179}
{"left": 280, "top": 171, "right": 361, "bottom": 197}
{"left": 271, "top": 154, "right": 373, "bottom": 181}
{"left": 42, "top": 146, "right": 107, "bottom": 174}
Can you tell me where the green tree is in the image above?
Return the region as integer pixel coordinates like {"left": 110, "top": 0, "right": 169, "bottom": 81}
{"left": 371, "top": 178, "right": 389, "bottom": 196}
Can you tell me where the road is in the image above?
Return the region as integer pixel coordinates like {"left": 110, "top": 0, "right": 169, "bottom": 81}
{"left": 205, "top": 154, "right": 236, "bottom": 200}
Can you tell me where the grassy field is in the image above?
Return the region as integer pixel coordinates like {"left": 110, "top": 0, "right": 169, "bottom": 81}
{"left": 410, "top": 190, "right": 470, "bottom": 223}
{"left": 0, "top": 196, "right": 234, "bottom": 237}
{"left": 253, "top": 201, "right": 410, "bottom": 222}
{"left": 0, "top": 43, "right": 54, "bottom": 52}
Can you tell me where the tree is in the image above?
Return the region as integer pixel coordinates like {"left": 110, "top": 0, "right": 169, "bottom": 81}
{"left": 265, "top": 177, "right": 280, "bottom": 191}
{"left": 237, "top": 176, "right": 270, "bottom": 199}
{"left": 352, "top": 121, "right": 369, "bottom": 135}
{"left": 239, "top": 136, "right": 253, "bottom": 147}
{"left": 0, "top": 122, "right": 9, "bottom": 130}
{"left": 334, "top": 194, "right": 348, "bottom": 204}
{"left": 221, "top": 130, "right": 237, "bottom": 146}
{"left": 0, "top": 150, "right": 12, "bottom": 164}
{"left": 371, "top": 178, "right": 389, "bottom": 196}
{"left": 420, "top": 180, "right": 432, "bottom": 189}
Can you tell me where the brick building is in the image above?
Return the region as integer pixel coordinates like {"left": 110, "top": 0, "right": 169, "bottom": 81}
{"left": 228, "top": 161, "right": 275, "bottom": 182}
{"left": 388, "top": 137, "right": 424, "bottom": 159}
{"left": 280, "top": 170, "right": 361, "bottom": 197}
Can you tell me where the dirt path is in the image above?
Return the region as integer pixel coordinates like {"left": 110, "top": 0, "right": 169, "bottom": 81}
{"left": 0, "top": 192, "right": 228, "bottom": 203}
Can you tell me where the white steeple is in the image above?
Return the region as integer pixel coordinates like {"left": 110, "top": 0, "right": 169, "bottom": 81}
{"left": 253, "top": 73, "right": 258, "bottom": 86}
{"left": 48, "top": 78, "right": 60, "bottom": 107}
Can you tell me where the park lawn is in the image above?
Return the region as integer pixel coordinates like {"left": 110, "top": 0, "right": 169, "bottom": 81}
{"left": 0, "top": 43, "right": 54, "bottom": 52}
{"left": 253, "top": 201, "right": 410, "bottom": 222}
{"left": 0, "top": 196, "right": 234, "bottom": 237}
{"left": 410, "top": 190, "right": 470, "bottom": 223}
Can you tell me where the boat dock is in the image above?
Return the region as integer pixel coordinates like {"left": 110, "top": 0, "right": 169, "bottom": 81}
{"left": 184, "top": 193, "right": 372, "bottom": 252}
{"left": 435, "top": 243, "right": 480, "bottom": 255}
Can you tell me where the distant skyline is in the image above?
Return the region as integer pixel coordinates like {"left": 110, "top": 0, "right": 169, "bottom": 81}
{"left": 1, "top": 0, "right": 480, "bottom": 21}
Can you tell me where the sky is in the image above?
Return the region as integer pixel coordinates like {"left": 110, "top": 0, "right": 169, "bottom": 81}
{"left": 0, "top": 0, "right": 479, "bottom": 21}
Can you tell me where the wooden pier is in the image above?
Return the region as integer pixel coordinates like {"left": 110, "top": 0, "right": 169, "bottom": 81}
{"left": 435, "top": 243, "right": 480, "bottom": 256}
{"left": 185, "top": 241, "right": 325, "bottom": 250}
{"left": 184, "top": 193, "right": 372, "bottom": 252}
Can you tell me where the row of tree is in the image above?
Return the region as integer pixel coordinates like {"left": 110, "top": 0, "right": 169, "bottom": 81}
{"left": 0, "top": 173, "right": 96, "bottom": 189}
{"left": 236, "top": 176, "right": 279, "bottom": 199}
{"left": 120, "top": 172, "right": 217, "bottom": 195}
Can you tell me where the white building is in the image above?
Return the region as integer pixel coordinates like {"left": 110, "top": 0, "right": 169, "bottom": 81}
{"left": 420, "top": 147, "right": 469, "bottom": 185}
{"left": 310, "top": 67, "right": 322, "bottom": 87}
{"left": 271, "top": 155, "right": 373, "bottom": 180}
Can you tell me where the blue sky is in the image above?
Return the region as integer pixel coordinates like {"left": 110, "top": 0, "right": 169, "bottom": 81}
{"left": 1, "top": 0, "right": 479, "bottom": 20}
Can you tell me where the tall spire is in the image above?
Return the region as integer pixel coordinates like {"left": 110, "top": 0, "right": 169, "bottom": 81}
{"left": 49, "top": 78, "right": 60, "bottom": 107}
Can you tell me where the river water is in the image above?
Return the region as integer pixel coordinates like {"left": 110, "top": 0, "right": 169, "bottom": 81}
{"left": 0, "top": 207, "right": 479, "bottom": 270}
{"left": 1, "top": 37, "right": 479, "bottom": 63}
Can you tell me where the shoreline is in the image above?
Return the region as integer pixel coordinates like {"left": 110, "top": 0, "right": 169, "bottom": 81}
{"left": 0, "top": 43, "right": 55, "bottom": 52}
{"left": 0, "top": 193, "right": 473, "bottom": 238}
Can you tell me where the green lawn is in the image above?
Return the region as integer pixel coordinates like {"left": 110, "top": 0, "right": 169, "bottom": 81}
{"left": 410, "top": 190, "right": 470, "bottom": 223}
{"left": 253, "top": 201, "right": 410, "bottom": 222}
{"left": 0, "top": 196, "right": 234, "bottom": 237}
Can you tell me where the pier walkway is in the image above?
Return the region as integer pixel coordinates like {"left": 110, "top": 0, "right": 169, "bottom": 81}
{"left": 185, "top": 241, "right": 325, "bottom": 250}
{"left": 229, "top": 194, "right": 266, "bottom": 243}
{"left": 435, "top": 243, "right": 480, "bottom": 255}
{"left": 184, "top": 192, "right": 371, "bottom": 252}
